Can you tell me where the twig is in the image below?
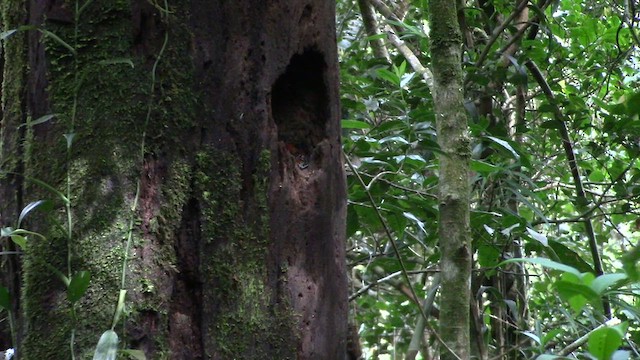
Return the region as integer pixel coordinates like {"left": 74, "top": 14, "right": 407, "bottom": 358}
{"left": 475, "top": 0, "right": 531, "bottom": 68}
{"left": 557, "top": 318, "right": 621, "bottom": 356}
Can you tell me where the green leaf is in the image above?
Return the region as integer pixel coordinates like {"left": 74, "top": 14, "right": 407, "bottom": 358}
{"left": 590, "top": 273, "right": 627, "bottom": 295}
{"left": 622, "top": 244, "right": 640, "bottom": 281}
{"left": 39, "top": 29, "right": 76, "bottom": 55}
{"left": 10, "top": 235, "right": 27, "bottom": 249}
{"left": 535, "top": 355, "right": 570, "bottom": 360}
{"left": 19, "top": 114, "right": 57, "bottom": 129}
{"left": 18, "top": 200, "right": 50, "bottom": 227}
{"left": 0, "top": 286, "right": 10, "bottom": 310}
{"left": 526, "top": 227, "right": 548, "bottom": 246}
{"left": 520, "top": 331, "right": 541, "bottom": 345}
{"left": 399, "top": 72, "right": 415, "bottom": 88}
{"left": 24, "top": 176, "right": 69, "bottom": 204}
{"left": 402, "top": 212, "right": 425, "bottom": 234}
{"left": 542, "top": 328, "right": 563, "bottom": 346}
{"left": 346, "top": 206, "right": 359, "bottom": 238}
{"left": 0, "top": 29, "right": 17, "bottom": 41}
{"left": 499, "top": 257, "right": 582, "bottom": 276}
{"left": 547, "top": 240, "right": 594, "bottom": 273}
{"left": 540, "top": 120, "right": 563, "bottom": 129}
{"left": 485, "top": 136, "right": 520, "bottom": 160}
{"left": 588, "top": 327, "right": 622, "bottom": 360}
{"left": 93, "top": 330, "right": 119, "bottom": 360}
{"left": 478, "top": 244, "right": 501, "bottom": 268}
{"left": 376, "top": 68, "right": 400, "bottom": 86}
{"left": 98, "top": 58, "right": 135, "bottom": 68}
{"left": 0, "top": 227, "right": 13, "bottom": 237}
{"left": 64, "top": 133, "right": 76, "bottom": 149}
{"left": 470, "top": 160, "right": 501, "bottom": 175}
{"left": 111, "top": 290, "right": 127, "bottom": 328}
{"left": 121, "top": 349, "right": 146, "bottom": 360}
{"left": 342, "top": 119, "right": 371, "bottom": 129}
{"left": 68, "top": 271, "right": 91, "bottom": 303}
{"left": 78, "top": 0, "right": 95, "bottom": 15}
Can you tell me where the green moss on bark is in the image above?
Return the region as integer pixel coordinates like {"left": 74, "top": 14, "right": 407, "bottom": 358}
{"left": 195, "top": 148, "right": 296, "bottom": 359}
{"left": 21, "top": 2, "right": 196, "bottom": 358}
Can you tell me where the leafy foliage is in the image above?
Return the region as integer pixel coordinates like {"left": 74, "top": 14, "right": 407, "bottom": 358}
{"left": 339, "top": 0, "right": 640, "bottom": 358}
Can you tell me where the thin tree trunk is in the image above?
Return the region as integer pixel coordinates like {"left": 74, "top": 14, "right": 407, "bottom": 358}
{"left": 429, "top": 1, "right": 472, "bottom": 359}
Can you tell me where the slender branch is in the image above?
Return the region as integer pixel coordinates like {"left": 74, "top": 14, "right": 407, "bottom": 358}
{"left": 369, "top": 0, "right": 402, "bottom": 24}
{"left": 557, "top": 318, "right": 621, "bottom": 356}
{"left": 357, "top": 0, "right": 390, "bottom": 61}
{"left": 475, "top": 0, "right": 530, "bottom": 67}
{"left": 385, "top": 31, "right": 435, "bottom": 92}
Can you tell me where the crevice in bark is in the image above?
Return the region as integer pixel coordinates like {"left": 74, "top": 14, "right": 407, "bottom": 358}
{"left": 169, "top": 197, "right": 204, "bottom": 359}
{"left": 271, "top": 48, "right": 328, "bottom": 171}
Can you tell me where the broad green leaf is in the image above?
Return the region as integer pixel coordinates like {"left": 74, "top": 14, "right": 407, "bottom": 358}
{"left": 566, "top": 294, "right": 588, "bottom": 313}
{"left": 548, "top": 240, "right": 594, "bottom": 273}
{"left": 68, "top": 271, "right": 91, "bottom": 303}
{"left": 478, "top": 244, "right": 501, "bottom": 268}
{"left": 379, "top": 135, "right": 409, "bottom": 145}
{"left": 500, "top": 257, "right": 582, "bottom": 276}
{"left": 376, "top": 120, "right": 406, "bottom": 133}
{"left": 588, "top": 327, "right": 622, "bottom": 360}
{"left": 342, "top": 120, "right": 371, "bottom": 129}
{"left": 556, "top": 279, "right": 599, "bottom": 300}
{"left": 520, "top": 331, "right": 541, "bottom": 345}
{"left": 376, "top": 68, "right": 400, "bottom": 86}
{"left": 526, "top": 227, "right": 548, "bottom": 246}
{"left": 10, "top": 235, "right": 27, "bottom": 249}
{"left": 93, "top": 330, "right": 119, "bottom": 360}
{"left": 395, "top": 61, "right": 407, "bottom": 78}
{"left": 590, "top": 273, "right": 627, "bottom": 295}
{"left": 0, "top": 286, "right": 10, "bottom": 310}
{"left": 470, "top": 160, "right": 501, "bottom": 174}
{"left": 485, "top": 136, "right": 520, "bottom": 160}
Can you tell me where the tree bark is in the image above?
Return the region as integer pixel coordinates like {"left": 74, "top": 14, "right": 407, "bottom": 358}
{"left": 2, "top": 1, "right": 347, "bottom": 359}
{"left": 429, "top": 1, "right": 472, "bottom": 359}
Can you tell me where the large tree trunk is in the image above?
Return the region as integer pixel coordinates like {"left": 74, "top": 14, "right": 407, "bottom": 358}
{"left": 1, "top": 1, "right": 347, "bottom": 359}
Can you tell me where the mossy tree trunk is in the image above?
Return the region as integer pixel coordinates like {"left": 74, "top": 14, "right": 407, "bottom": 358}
{"left": 0, "top": 1, "right": 347, "bottom": 359}
{"left": 429, "top": 1, "right": 472, "bottom": 359}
